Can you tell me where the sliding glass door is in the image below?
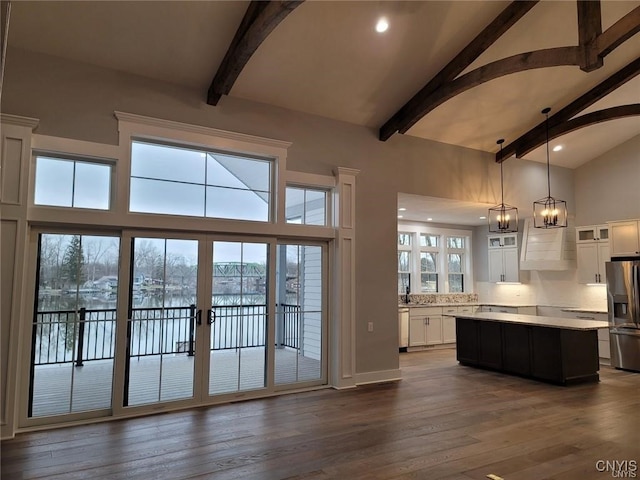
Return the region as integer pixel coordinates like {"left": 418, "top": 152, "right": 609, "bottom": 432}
{"left": 208, "top": 241, "right": 268, "bottom": 396}
{"left": 125, "top": 237, "right": 200, "bottom": 406}
{"left": 27, "top": 232, "right": 326, "bottom": 422}
{"left": 29, "top": 233, "right": 120, "bottom": 418}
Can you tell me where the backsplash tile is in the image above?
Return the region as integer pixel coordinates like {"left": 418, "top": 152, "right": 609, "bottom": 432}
{"left": 399, "top": 293, "right": 478, "bottom": 305}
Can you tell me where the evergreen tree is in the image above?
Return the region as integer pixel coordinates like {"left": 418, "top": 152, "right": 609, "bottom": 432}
{"left": 62, "top": 235, "right": 85, "bottom": 287}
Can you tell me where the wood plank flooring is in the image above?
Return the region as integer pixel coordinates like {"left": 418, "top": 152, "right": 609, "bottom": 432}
{"left": 3, "top": 349, "right": 639, "bottom": 480}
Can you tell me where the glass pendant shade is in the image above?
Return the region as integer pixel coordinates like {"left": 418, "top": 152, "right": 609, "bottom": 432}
{"left": 488, "top": 139, "right": 518, "bottom": 233}
{"left": 533, "top": 107, "right": 568, "bottom": 229}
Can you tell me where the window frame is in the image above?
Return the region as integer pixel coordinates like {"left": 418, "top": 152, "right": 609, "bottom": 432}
{"left": 32, "top": 152, "right": 115, "bottom": 211}
{"left": 285, "top": 185, "right": 330, "bottom": 226}
{"left": 397, "top": 225, "right": 473, "bottom": 294}
{"left": 397, "top": 232, "right": 412, "bottom": 294}
{"left": 129, "top": 139, "right": 275, "bottom": 223}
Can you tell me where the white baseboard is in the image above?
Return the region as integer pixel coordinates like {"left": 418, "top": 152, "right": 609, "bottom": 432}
{"left": 354, "top": 368, "right": 402, "bottom": 386}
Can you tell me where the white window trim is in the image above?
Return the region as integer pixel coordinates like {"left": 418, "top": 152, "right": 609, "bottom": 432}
{"left": 398, "top": 223, "right": 474, "bottom": 294}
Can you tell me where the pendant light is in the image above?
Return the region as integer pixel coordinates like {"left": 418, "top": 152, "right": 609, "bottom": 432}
{"left": 488, "top": 139, "right": 518, "bottom": 233}
{"left": 533, "top": 107, "right": 567, "bottom": 228}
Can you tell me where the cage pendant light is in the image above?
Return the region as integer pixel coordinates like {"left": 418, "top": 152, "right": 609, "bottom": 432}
{"left": 489, "top": 139, "right": 518, "bottom": 233}
{"left": 533, "top": 107, "right": 567, "bottom": 228}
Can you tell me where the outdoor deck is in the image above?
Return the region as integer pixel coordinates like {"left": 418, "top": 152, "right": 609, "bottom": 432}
{"left": 32, "top": 347, "right": 321, "bottom": 417}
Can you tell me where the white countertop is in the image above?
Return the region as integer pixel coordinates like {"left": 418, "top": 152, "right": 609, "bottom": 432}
{"left": 561, "top": 308, "right": 608, "bottom": 315}
{"left": 398, "top": 302, "right": 479, "bottom": 308}
{"left": 454, "top": 312, "right": 609, "bottom": 331}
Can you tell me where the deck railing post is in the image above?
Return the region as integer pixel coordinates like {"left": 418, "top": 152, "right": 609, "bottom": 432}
{"left": 75, "top": 308, "right": 86, "bottom": 367}
{"left": 188, "top": 304, "right": 196, "bottom": 356}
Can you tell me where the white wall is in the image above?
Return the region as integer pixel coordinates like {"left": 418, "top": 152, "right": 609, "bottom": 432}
{"left": 1, "top": 46, "right": 577, "bottom": 381}
{"left": 472, "top": 137, "right": 640, "bottom": 311}
{"left": 574, "top": 134, "right": 640, "bottom": 226}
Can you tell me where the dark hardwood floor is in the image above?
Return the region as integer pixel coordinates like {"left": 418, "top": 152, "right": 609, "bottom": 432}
{"left": 2, "top": 349, "right": 639, "bottom": 479}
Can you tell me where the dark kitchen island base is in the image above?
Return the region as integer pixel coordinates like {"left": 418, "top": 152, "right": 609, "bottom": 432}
{"left": 455, "top": 313, "right": 606, "bottom": 386}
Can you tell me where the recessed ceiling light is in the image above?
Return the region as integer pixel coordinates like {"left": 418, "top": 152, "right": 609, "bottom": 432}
{"left": 427, "top": 217, "right": 433, "bottom": 221}
{"left": 553, "top": 145, "right": 563, "bottom": 152}
{"left": 479, "top": 216, "right": 487, "bottom": 220}
{"left": 375, "top": 17, "right": 389, "bottom": 33}
{"left": 398, "top": 207, "right": 406, "bottom": 211}
{"left": 397, "top": 215, "right": 403, "bottom": 219}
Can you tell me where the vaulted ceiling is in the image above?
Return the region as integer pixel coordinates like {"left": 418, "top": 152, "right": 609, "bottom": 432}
{"left": 4, "top": 0, "right": 640, "bottom": 169}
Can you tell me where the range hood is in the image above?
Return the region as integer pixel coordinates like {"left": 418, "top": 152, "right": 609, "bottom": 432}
{"left": 520, "top": 218, "right": 576, "bottom": 271}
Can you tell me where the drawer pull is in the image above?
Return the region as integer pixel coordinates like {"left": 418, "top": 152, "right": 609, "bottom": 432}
{"left": 576, "top": 315, "right": 595, "bottom": 320}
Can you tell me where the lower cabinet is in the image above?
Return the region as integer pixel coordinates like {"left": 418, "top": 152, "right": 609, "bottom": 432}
{"left": 529, "top": 326, "right": 564, "bottom": 383}
{"left": 480, "top": 305, "right": 537, "bottom": 315}
{"left": 477, "top": 321, "right": 502, "bottom": 369}
{"left": 562, "top": 311, "right": 610, "bottom": 360}
{"left": 398, "top": 308, "right": 409, "bottom": 349}
{"left": 408, "top": 308, "right": 443, "bottom": 347}
{"left": 502, "top": 323, "right": 531, "bottom": 376}
{"left": 455, "top": 318, "right": 478, "bottom": 363}
{"left": 442, "top": 316, "right": 456, "bottom": 343}
{"left": 455, "top": 318, "right": 502, "bottom": 368}
{"left": 456, "top": 318, "right": 600, "bottom": 385}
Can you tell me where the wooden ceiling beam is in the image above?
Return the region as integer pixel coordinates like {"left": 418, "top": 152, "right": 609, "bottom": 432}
{"left": 518, "top": 104, "right": 640, "bottom": 158}
{"left": 379, "top": 1, "right": 539, "bottom": 141}
{"left": 498, "top": 56, "right": 640, "bottom": 162}
{"left": 596, "top": 5, "right": 640, "bottom": 57}
{"left": 397, "top": 47, "right": 580, "bottom": 135}
{"left": 577, "top": 0, "right": 603, "bottom": 72}
{"left": 207, "top": 1, "right": 304, "bottom": 106}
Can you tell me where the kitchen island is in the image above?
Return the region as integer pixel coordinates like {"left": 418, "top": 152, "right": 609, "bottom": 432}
{"left": 454, "top": 312, "right": 609, "bottom": 385}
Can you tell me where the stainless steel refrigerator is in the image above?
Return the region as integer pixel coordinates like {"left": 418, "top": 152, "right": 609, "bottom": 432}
{"left": 606, "top": 259, "right": 640, "bottom": 372}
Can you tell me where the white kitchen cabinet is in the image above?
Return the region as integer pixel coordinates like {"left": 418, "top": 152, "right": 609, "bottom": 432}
{"left": 576, "top": 225, "right": 609, "bottom": 243}
{"left": 576, "top": 225, "right": 610, "bottom": 284}
{"left": 398, "top": 308, "right": 409, "bottom": 349}
{"left": 480, "top": 305, "right": 537, "bottom": 315}
{"left": 609, "top": 220, "right": 640, "bottom": 257}
{"left": 488, "top": 234, "right": 520, "bottom": 283}
{"left": 441, "top": 306, "right": 459, "bottom": 343}
{"left": 409, "top": 307, "right": 443, "bottom": 347}
{"left": 598, "top": 328, "right": 610, "bottom": 360}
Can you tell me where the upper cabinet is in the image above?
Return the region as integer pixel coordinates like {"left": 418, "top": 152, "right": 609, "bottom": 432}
{"left": 609, "top": 220, "right": 640, "bottom": 257}
{"left": 576, "top": 225, "right": 610, "bottom": 284}
{"left": 488, "top": 234, "right": 520, "bottom": 283}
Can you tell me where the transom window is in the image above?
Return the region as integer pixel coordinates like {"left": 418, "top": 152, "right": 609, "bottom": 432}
{"left": 129, "top": 140, "right": 272, "bottom": 222}
{"left": 285, "top": 186, "right": 328, "bottom": 225}
{"left": 34, "top": 156, "right": 112, "bottom": 210}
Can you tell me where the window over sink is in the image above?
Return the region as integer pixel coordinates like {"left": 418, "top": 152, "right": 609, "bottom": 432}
{"left": 397, "top": 227, "right": 472, "bottom": 294}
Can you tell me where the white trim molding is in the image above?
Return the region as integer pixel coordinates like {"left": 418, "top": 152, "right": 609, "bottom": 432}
{"left": 0, "top": 114, "right": 39, "bottom": 129}
{"left": 31, "top": 135, "right": 120, "bottom": 160}
{"left": 330, "top": 167, "right": 359, "bottom": 389}
{"left": 114, "top": 111, "right": 292, "bottom": 152}
{"left": 355, "top": 369, "right": 402, "bottom": 386}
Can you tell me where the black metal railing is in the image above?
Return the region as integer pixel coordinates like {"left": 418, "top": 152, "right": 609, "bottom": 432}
{"left": 33, "top": 307, "right": 117, "bottom": 366}
{"left": 33, "top": 303, "right": 302, "bottom": 366}
{"left": 211, "top": 304, "right": 266, "bottom": 350}
{"left": 129, "top": 305, "right": 196, "bottom": 358}
{"left": 279, "top": 303, "right": 300, "bottom": 349}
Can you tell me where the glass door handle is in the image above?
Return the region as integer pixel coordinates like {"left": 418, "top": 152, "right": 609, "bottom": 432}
{"left": 196, "top": 309, "right": 202, "bottom": 326}
{"left": 207, "top": 309, "right": 215, "bottom": 325}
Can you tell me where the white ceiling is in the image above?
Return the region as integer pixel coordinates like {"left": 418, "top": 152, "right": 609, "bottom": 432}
{"left": 398, "top": 193, "right": 496, "bottom": 227}
{"left": 5, "top": 1, "right": 639, "bottom": 222}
